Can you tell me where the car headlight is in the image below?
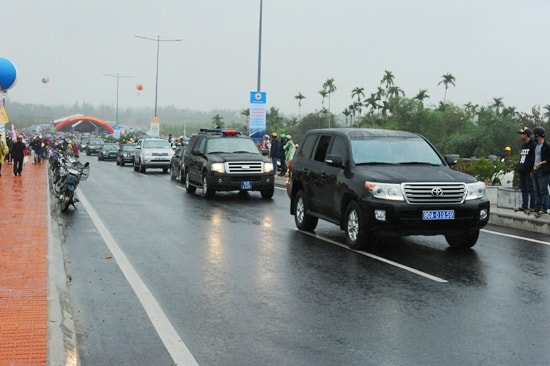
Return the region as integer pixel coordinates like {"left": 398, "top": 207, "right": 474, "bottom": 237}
{"left": 264, "top": 162, "right": 274, "bottom": 173}
{"left": 211, "top": 163, "right": 225, "bottom": 173}
{"left": 364, "top": 181, "right": 405, "bottom": 201}
{"left": 465, "top": 181, "right": 486, "bottom": 200}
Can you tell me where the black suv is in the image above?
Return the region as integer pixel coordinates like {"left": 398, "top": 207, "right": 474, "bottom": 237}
{"left": 287, "top": 128, "right": 490, "bottom": 250}
{"left": 182, "top": 128, "right": 275, "bottom": 199}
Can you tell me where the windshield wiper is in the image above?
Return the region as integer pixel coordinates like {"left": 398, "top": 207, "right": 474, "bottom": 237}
{"left": 233, "top": 150, "right": 255, "bottom": 154}
{"left": 355, "top": 162, "right": 397, "bottom": 166}
{"left": 398, "top": 161, "right": 441, "bottom": 166}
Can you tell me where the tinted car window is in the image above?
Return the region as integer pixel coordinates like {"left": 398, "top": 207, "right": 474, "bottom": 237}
{"left": 329, "top": 136, "right": 347, "bottom": 160}
{"left": 298, "top": 134, "right": 317, "bottom": 160}
{"left": 351, "top": 136, "right": 442, "bottom": 165}
{"left": 313, "top": 135, "right": 332, "bottom": 162}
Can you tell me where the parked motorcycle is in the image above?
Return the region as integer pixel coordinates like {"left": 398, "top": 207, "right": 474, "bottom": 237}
{"left": 57, "top": 158, "right": 90, "bottom": 212}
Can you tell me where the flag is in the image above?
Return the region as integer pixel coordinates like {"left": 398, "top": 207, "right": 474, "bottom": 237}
{"left": 0, "top": 105, "right": 8, "bottom": 126}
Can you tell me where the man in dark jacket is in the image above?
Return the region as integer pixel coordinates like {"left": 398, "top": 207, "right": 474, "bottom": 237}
{"left": 532, "top": 126, "right": 550, "bottom": 218}
{"left": 515, "top": 127, "right": 536, "bottom": 213}
{"left": 11, "top": 135, "right": 25, "bottom": 176}
{"left": 270, "top": 132, "right": 280, "bottom": 174}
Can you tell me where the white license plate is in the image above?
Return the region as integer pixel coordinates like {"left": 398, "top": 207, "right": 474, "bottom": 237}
{"left": 241, "top": 181, "right": 252, "bottom": 190}
{"left": 422, "top": 210, "right": 455, "bottom": 220}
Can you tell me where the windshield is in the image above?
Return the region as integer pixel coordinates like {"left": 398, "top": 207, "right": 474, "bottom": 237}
{"left": 351, "top": 136, "right": 443, "bottom": 165}
{"left": 143, "top": 140, "right": 171, "bottom": 148}
{"left": 103, "top": 144, "right": 118, "bottom": 151}
{"left": 122, "top": 145, "right": 136, "bottom": 152}
{"left": 206, "top": 138, "right": 259, "bottom": 154}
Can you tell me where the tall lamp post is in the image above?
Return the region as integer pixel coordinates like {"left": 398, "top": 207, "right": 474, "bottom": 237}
{"left": 257, "top": 0, "right": 263, "bottom": 93}
{"left": 103, "top": 73, "right": 132, "bottom": 124}
{"left": 135, "top": 34, "right": 182, "bottom": 119}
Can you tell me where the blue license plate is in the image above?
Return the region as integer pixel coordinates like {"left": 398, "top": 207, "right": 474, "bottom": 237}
{"left": 241, "top": 181, "right": 252, "bottom": 190}
{"left": 422, "top": 210, "right": 455, "bottom": 220}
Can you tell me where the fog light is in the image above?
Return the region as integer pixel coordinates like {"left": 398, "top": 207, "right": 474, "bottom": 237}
{"left": 217, "top": 178, "right": 223, "bottom": 184}
{"left": 480, "top": 208, "right": 488, "bottom": 220}
{"left": 374, "top": 209, "right": 386, "bottom": 221}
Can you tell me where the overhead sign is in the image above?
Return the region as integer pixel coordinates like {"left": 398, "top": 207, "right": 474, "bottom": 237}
{"left": 249, "top": 91, "right": 267, "bottom": 143}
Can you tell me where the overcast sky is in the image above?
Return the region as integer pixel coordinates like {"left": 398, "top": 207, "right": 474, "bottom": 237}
{"left": 3, "top": 0, "right": 550, "bottom": 119}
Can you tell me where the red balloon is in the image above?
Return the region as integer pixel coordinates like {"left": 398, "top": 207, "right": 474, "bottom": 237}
{"left": 136, "top": 84, "right": 143, "bottom": 91}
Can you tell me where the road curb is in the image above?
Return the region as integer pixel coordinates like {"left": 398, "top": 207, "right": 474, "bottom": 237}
{"left": 47, "top": 168, "right": 79, "bottom": 366}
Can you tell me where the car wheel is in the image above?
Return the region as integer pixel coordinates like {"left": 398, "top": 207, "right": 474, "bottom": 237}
{"left": 293, "top": 190, "right": 318, "bottom": 231}
{"left": 445, "top": 230, "right": 479, "bottom": 249}
{"left": 163, "top": 167, "right": 168, "bottom": 174}
{"left": 133, "top": 160, "right": 138, "bottom": 172}
{"left": 202, "top": 173, "right": 215, "bottom": 199}
{"left": 261, "top": 188, "right": 274, "bottom": 199}
{"left": 185, "top": 171, "right": 196, "bottom": 193}
{"left": 116, "top": 159, "right": 120, "bottom": 166}
{"left": 120, "top": 160, "right": 125, "bottom": 167}
{"left": 140, "top": 161, "right": 146, "bottom": 174}
{"left": 344, "top": 201, "right": 373, "bottom": 250}
{"left": 170, "top": 167, "right": 176, "bottom": 180}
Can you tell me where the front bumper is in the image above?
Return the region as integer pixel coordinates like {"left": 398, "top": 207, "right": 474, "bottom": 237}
{"left": 359, "top": 198, "right": 490, "bottom": 235}
{"left": 206, "top": 174, "right": 275, "bottom": 192}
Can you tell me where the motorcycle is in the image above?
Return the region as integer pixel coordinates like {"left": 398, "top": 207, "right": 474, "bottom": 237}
{"left": 57, "top": 158, "right": 90, "bottom": 212}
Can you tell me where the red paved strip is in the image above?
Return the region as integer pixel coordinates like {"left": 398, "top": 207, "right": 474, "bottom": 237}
{"left": 0, "top": 162, "right": 48, "bottom": 365}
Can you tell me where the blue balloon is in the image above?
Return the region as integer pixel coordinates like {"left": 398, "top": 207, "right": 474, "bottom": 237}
{"left": 0, "top": 58, "right": 17, "bottom": 91}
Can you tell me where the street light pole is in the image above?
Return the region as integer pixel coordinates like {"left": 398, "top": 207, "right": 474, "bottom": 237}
{"left": 103, "top": 73, "right": 132, "bottom": 124}
{"left": 257, "top": 0, "right": 263, "bottom": 92}
{"left": 135, "top": 34, "right": 182, "bottom": 118}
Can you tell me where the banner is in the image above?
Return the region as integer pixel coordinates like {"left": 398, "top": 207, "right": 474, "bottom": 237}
{"left": 249, "top": 91, "right": 267, "bottom": 144}
{"left": 0, "top": 105, "right": 8, "bottom": 126}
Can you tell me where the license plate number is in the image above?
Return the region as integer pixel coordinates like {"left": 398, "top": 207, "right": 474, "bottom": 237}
{"left": 422, "top": 210, "right": 455, "bottom": 220}
{"left": 241, "top": 181, "right": 252, "bottom": 190}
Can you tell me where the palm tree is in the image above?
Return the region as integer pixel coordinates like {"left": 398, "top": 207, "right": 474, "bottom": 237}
{"left": 351, "top": 87, "right": 365, "bottom": 103}
{"left": 319, "top": 89, "right": 328, "bottom": 110}
{"left": 294, "top": 92, "right": 306, "bottom": 119}
{"left": 490, "top": 97, "right": 504, "bottom": 115}
{"left": 323, "top": 78, "right": 337, "bottom": 128}
{"left": 380, "top": 70, "right": 395, "bottom": 90}
{"left": 542, "top": 104, "right": 550, "bottom": 122}
{"left": 342, "top": 108, "right": 351, "bottom": 127}
{"left": 438, "top": 73, "right": 456, "bottom": 104}
{"left": 387, "top": 86, "right": 405, "bottom": 99}
{"left": 414, "top": 89, "right": 430, "bottom": 103}
{"left": 211, "top": 114, "right": 224, "bottom": 128}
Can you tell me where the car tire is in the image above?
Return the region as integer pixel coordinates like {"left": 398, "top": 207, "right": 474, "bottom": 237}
{"left": 185, "top": 171, "right": 196, "bottom": 193}
{"left": 133, "top": 160, "right": 138, "bottom": 172}
{"left": 170, "top": 167, "right": 176, "bottom": 180}
{"left": 261, "top": 188, "right": 274, "bottom": 200}
{"left": 445, "top": 230, "right": 479, "bottom": 249}
{"left": 120, "top": 160, "right": 125, "bottom": 167}
{"left": 140, "top": 161, "right": 146, "bottom": 174}
{"left": 163, "top": 167, "right": 168, "bottom": 174}
{"left": 202, "top": 173, "right": 215, "bottom": 199}
{"left": 293, "top": 190, "right": 318, "bottom": 231}
{"left": 344, "top": 201, "right": 372, "bottom": 250}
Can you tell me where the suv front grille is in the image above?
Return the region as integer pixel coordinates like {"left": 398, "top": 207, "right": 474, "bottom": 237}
{"left": 403, "top": 182, "right": 466, "bottom": 204}
{"left": 225, "top": 161, "right": 263, "bottom": 173}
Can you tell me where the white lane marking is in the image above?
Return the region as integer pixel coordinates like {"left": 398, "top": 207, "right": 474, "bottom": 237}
{"left": 482, "top": 229, "right": 550, "bottom": 246}
{"left": 298, "top": 231, "right": 448, "bottom": 283}
{"left": 78, "top": 191, "right": 199, "bottom": 366}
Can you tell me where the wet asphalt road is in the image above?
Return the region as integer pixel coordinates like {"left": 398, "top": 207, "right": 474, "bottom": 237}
{"left": 57, "top": 155, "right": 550, "bottom": 366}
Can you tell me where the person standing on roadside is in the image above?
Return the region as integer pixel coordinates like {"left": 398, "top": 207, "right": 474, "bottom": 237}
{"left": 0, "top": 134, "right": 8, "bottom": 176}
{"left": 6, "top": 135, "right": 13, "bottom": 165}
{"left": 515, "top": 127, "right": 536, "bottom": 214}
{"left": 270, "top": 132, "right": 280, "bottom": 174}
{"left": 531, "top": 126, "right": 550, "bottom": 218}
{"left": 11, "top": 135, "right": 25, "bottom": 176}
{"left": 283, "top": 134, "right": 296, "bottom": 176}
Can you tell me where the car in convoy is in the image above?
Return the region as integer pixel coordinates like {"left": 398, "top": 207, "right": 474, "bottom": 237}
{"left": 133, "top": 138, "right": 174, "bottom": 174}
{"left": 287, "top": 128, "right": 490, "bottom": 250}
{"left": 97, "top": 143, "right": 119, "bottom": 161}
{"left": 85, "top": 138, "right": 104, "bottom": 155}
{"left": 170, "top": 146, "right": 185, "bottom": 181}
{"left": 181, "top": 128, "right": 275, "bottom": 199}
{"left": 116, "top": 143, "right": 136, "bottom": 166}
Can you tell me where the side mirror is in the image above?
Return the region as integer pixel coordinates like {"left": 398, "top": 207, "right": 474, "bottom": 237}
{"left": 325, "top": 154, "right": 343, "bottom": 168}
{"left": 445, "top": 155, "right": 458, "bottom": 166}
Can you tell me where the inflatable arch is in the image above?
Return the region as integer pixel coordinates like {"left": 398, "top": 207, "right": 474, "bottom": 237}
{"left": 55, "top": 115, "right": 114, "bottom": 134}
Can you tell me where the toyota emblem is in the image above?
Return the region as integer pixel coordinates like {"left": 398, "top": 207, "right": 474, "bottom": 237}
{"left": 431, "top": 187, "right": 444, "bottom": 197}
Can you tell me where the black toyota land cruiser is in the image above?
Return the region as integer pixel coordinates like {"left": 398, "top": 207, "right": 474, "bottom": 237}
{"left": 182, "top": 128, "right": 275, "bottom": 199}
{"left": 287, "top": 128, "right": 490, "bottom": 250}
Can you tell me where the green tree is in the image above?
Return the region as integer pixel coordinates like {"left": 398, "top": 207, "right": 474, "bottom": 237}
{"left": 414, "top": 89, "right": 430, "bottom": 106}
{"left": 438, "top": 73, "right": 456, "bottom": 104}
{"left": 323, "top": 78, "right": 337, "bottom": 128}
{"left": 294, "top": 92, "right": 306, "bottom": 119}
{"left": 491, "top": 97, "right": 504, "bottom": 115}
{"left": 211, "top": 114, "right": 224, "bottom": 128}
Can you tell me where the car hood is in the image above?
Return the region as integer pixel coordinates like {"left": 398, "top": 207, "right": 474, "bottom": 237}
{"left": 208, "top": 152, "right": 268, "bottom": 163}
{"left": 354, "top": 164, "right": 479, "bottom": 183}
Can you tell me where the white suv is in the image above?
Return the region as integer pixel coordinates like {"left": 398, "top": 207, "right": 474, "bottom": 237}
{"left": 133, "top": 138, "right": 174, "bottom": 174}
